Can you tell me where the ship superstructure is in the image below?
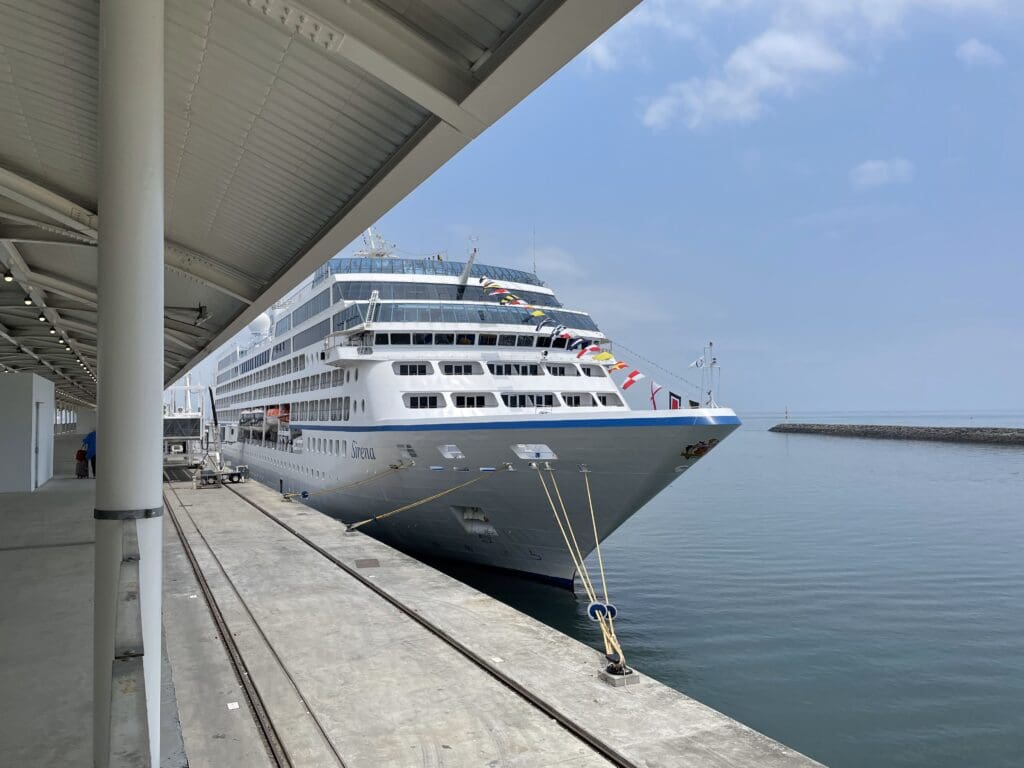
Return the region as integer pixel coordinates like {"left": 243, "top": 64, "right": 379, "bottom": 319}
{"left": 214, "top": 237, "right": 740, "bottom": 584}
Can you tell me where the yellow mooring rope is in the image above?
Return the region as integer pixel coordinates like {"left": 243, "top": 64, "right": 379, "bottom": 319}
{"left": 535, "top": 466, "right": 627, "bottom": 670}
{"left": 346, "top": 465, "right": 510, "bottom": 531}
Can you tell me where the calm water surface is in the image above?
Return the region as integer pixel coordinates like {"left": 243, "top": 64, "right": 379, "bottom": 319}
{"left": 435, "top": 413, "right": 1024, "bottom": 768}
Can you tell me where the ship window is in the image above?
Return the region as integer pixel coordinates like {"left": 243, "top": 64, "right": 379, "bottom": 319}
{"left": 395, "top": 363, "right": 430, "bottom": 376}
{"left": 406, "top": 394, "right": 441, "bottom": 409}
{"left": 454, "top": 394, "right": 487, "bottom": 408}
{"left": 478, "top": 334, "right": 497, "bottom": 346}
{"left": 488, "top": 363, "right": 541, "bottom": 376}
{"left": 443, "top": 363, "right": 479, "bottom": 376}
{"left": 343, "top": 397, "right": 351, "bottom": 421}
{"left": 414, "top": 333, "right": 433, "bottom": 345}
{"left": 498, "top": 334, "right": 517, "bottom": 347}
{"left": 355, "top": 369, "right": 359, "bottom": 382}
{"left": 390, "top": 333, "right": 411, "bottom": 345}
{"left": 536, "top": 336, "right": 552, "bottom": 348}
{"left": 346, "top": 370, "right": 350, "bottom": 383}
{"left": 562, "top": 393, "right": 594, "bottom": 407}
{"left": 580, "top": 365, "right": 606, "bottom": 378}
{"left": 454, "top": 333, "right": 473, "bottom": 345}
{"left": 434, "top": 333, "right": 454, "bottom": 345}
{"left": 546, "top": 364, "right": 579, "bottom": 376}
{"left": 502, "top": 393, "right": 556, "bottom": 408}
{"left": 375, "top": 333, "right": 389, "bottom": 345}
{"left": 552, "top": 337, "right": 568, "bottom": 348}
{"left": 598, "top": 393, "right": 623, "bottom": 407}
{"left": 517, "top": 335, "right": 534, "bottom": 347}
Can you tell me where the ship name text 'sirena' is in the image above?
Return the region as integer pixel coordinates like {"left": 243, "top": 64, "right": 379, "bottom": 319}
{"left": 214, "top": 246, "right": 740, "bottom": 585}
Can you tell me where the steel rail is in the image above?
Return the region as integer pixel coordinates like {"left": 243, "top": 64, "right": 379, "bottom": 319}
{"left": 165, "top": 481, "right": 350, "bottom": 767}
{"left": 220, "top": 482, "right": 641, "bottom": 768}
{"left": 162, "top": 486, "right": 291, "bottom": 768}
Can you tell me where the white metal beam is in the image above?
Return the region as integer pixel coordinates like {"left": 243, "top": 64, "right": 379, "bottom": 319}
{"left": 0, "top": 166, "right": 98, "bottom": 237}
{"left": 231, "top": 0, "right": 486, "bottom": 138}
{"left": 0, "top": 167, "right": 258, "bottom": 305}
{"left": 164, "top": 242, "right": 260, "bottom": 305}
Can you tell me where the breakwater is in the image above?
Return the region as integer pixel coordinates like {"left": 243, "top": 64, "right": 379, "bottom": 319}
{"left": 768, "top": 423, "right": 1024, "bottom": 445}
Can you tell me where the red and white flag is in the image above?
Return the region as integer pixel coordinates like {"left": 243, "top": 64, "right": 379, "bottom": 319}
{"left": 649, "top": 381, "right": 663, "bottom": 409}
{"left": 622, "top": 369, "right": 646, "bottom": 390}
{"left": 576, "top": 345, "right": 601, "bottom": 359}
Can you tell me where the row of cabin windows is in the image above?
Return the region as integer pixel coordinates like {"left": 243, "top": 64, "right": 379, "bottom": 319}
{"left": 489, "top": 363, "right": 540, "bottom": 376}
{"left": 217, "top": 354, "right": 308, "bottom": 394}
{"left": 373, "top": 332, "right": 592, "bottom": 349}
{"left": 403, "top": 392, "right": 621, "bottom": 409}
{"left": 215, "top": 366, "right": 357, "bottom": 410}
{"left": 325, "top": 257, "right": 545, "bottom": 286}
{"left": 235, "top": 398, "right": 368, "bottom": 425}
{"left": 503, "top": 393, "right": 555, "bottom": 408}
{"left": 392, "top": 361, "right": 605, "bottom": 378}
{"left": 332, "top": 280, "right": 561, "bottom": 308}
{"left": 290, "top": 397, "right": 365, "bottom": 422}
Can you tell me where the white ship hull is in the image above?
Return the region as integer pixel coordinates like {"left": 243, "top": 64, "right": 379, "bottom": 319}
{"left": 223, "top": 409, "right": 739, "bottom": 585}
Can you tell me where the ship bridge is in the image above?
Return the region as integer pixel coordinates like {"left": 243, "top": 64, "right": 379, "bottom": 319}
{"left": 0, "top": 2, "right": 639, "bottom": 765}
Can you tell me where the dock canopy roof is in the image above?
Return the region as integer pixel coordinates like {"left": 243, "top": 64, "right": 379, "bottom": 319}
{"left": 0, "top": 0, "right": 637, "bottom": 406}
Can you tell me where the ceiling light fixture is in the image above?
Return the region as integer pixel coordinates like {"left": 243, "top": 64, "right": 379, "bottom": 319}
{"left": 23, "top": 296, "right": 32, "bottom": 306}
{"left": 49, "top": 327, "right": 56, "bottom": 335}
{"left": 3, "top": 271, "right": 12, "bottom": 282}
{"left": 38, "top": 312, "right": 46, "bottom": 322}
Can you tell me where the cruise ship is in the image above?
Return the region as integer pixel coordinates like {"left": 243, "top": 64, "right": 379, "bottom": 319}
{"left": 213, "top": 235, "right": 740, "bottom": 586}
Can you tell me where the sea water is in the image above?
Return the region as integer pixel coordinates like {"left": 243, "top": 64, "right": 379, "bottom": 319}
{"left": 436, "top": 413, "right": 1024, "bottom": 768}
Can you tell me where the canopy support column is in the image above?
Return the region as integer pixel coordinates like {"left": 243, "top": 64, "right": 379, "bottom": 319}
{"left": 94, "top": 1, "right": 165, "bottom": 766}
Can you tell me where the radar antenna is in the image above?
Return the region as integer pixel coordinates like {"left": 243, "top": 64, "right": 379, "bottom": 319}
{"left": 356, "top": 227, "right": 396, "bottom": 259}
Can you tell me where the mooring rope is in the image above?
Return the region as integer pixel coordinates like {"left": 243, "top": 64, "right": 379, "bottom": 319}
{"left": 534, "top": 466, "right": 626, "bottom": 669}
{"left": 346, "top": 465, "right": 510, "bottom": 531}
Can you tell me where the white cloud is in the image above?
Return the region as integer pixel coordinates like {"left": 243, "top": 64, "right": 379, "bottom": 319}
{"left": 643, "top": 29, "right": 848, "bottom": 129}
{"left": 623, "top": 0, "right": 1011, "bottom": 130}
{"left": 849, "top": 158, "right": 914, "bottom": 189}
{"left": 955, "top": 37, "right": 1005, "bottom": 67}
{"left": 582, "top": 0, "right": 698, "bottom": 72}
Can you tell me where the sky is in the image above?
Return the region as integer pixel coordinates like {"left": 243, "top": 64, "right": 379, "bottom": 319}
{"left": 193, "top": 0, "right": 1024, "bottom": 415}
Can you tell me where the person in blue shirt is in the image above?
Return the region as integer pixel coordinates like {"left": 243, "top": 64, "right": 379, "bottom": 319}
{"left": 83, "top": 430, "right": 97, "bottom": 478}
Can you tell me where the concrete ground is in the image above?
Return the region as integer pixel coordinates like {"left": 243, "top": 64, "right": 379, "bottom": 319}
{"left": 0, "top": 471, "right": 95, "bottom": 766}
{"left": 0, "top": 435, "right": 185, "bottom": 767}
{"left": 164, "top": 479, "right": 825, "bottom": 768}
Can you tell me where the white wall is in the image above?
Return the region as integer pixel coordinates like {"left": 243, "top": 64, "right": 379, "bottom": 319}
{"left": 33, "top": 375, "right": 54, "bottom": 486}
{"left": 0, "top": 373, "right": 54, "bottom": 492}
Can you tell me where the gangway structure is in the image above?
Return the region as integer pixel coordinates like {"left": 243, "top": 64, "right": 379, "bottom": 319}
{"left": 0, "top": 1, "right": 643, "bottom": 764}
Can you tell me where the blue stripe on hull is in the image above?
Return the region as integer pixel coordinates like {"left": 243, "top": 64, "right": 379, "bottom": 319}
{"left": 289, "top": 414, "right": 742, "bottom": 433}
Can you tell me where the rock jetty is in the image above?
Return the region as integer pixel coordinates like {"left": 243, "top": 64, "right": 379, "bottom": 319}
{"left": 768, "top": 423, "right": 1024, "bottom": 446}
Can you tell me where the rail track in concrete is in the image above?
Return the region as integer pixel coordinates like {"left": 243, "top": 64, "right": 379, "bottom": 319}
{"left": 164, "top": 478, "right": 639, "bottom": 768}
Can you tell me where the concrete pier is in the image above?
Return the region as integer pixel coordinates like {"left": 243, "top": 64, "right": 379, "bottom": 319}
{"left": 161, "top": 478, "right": 824, "bottom": 767}
{"left": 769, "top": 423, "right": 1024, "bottom": 445}
{"left": 2, "top": 433, "right": 824, "bottom": 766}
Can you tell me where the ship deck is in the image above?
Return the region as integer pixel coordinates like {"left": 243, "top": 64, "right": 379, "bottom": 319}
{"left": 1, "top": 436, "right": 824, "bottom": 766}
